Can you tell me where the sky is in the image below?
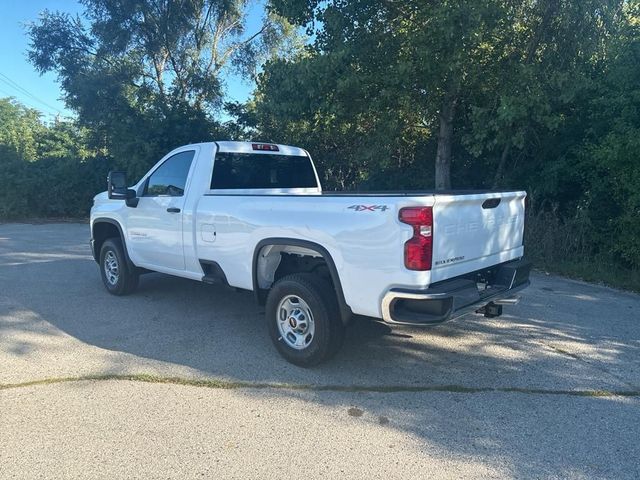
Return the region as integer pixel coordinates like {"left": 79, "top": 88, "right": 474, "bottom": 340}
{"left": 0, "top": 0, "right": 259, "bottom": 121}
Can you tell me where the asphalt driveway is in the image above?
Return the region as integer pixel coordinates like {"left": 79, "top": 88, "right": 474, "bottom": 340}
{"left": 1, "top": 223, "right": 639, "bottom": 478}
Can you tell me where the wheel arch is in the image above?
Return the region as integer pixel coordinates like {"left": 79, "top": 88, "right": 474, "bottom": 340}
{"left": 92, "top": 217, "right": 135, "bottom": 270}
{"left": 252, "top": 238, "right": 353, "bottom": 325}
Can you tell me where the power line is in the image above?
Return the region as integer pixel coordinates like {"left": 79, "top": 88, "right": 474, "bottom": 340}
{"left": 0, "top": 71, "right": 63, "bottom": 116}
{"left": 0, "top": 91, "right": 69, "bottom": 125}
{"left": 0, "top": 93, "right": 60, "bottom": 121}
{"left": 0, "top": 71, "right": 62, "bottom": 113}
{"left": 0, "top": 81, "right": 61, "bottom": 118}
{"left": 0, "top": 87, "right": 52, "bottom": 114}
{"left": 0, "top": 79, "right": 61, "bottom": 117}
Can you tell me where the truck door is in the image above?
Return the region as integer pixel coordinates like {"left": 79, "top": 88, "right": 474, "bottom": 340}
{"left": 126, "top": 150, "right": 196, "bottom": 271}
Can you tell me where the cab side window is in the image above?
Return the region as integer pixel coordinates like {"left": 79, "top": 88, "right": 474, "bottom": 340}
{"left": 144, "top": 151, "right": 195, "bottom": 196}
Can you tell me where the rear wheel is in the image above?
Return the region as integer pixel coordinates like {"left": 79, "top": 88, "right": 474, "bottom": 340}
{"left": 266, "top": 273, "right": 345, "bottom": 366}
{"left": 99, "top": 238, "right": 139, "bottom": 295}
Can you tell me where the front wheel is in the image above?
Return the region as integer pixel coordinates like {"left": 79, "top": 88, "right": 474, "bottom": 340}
{"left": 99, "top": 238, "right": 139, "bottom": 295}
{"left": 266, "top": 273, "right": 345, "bottom": 366}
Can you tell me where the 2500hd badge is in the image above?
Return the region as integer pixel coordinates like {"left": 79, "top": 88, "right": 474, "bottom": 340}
{"left": 435, "top": 256, "right": 465, "bottom": 266}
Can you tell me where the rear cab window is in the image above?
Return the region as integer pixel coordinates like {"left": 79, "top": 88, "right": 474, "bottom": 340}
{"left": 210, "top": 152, "right": 318, "bottom": 190}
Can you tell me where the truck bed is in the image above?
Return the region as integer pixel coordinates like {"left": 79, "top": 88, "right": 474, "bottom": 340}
{"left": 195, "top": 189, "right": 525, "bottom": 318}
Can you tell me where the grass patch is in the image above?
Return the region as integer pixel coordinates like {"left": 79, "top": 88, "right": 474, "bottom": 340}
{"left": 532, "top": 259, "right": 640, "bottom": 293}
{"left": 1, "top": 374, "right": 638, "bottom": 398}
{"left": 524, "top": 208, "right": 640, "bottom": 293}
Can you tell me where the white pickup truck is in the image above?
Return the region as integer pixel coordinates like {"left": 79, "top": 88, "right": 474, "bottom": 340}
{"left": 90, "top": 141, "right": 531, "bottom": 365}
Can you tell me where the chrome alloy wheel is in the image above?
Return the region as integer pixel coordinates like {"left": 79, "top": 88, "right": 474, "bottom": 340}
{"left": 104, "top": 250, "right": 119, "bottom": 285}
{"left": 277, "top": 295, "right": 315, "bottom": 350}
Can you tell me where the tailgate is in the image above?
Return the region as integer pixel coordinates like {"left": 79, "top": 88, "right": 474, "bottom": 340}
{"left": 430, "top": 191, "right": 526, "bottom": 282}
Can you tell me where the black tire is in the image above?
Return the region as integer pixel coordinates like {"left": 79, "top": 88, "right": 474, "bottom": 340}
{"left": 99, "top": 238, "right": 139, "bottom": 296}
{"left": 266, "top": 273, "right": 345, "bottom": 366}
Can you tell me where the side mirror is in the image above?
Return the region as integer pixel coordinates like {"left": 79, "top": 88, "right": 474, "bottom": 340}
{"left": 108, "top": 171, "right": 128, "bottom": 199}
{"left": 107, "top": 171, "right": 138, "bottom": 207}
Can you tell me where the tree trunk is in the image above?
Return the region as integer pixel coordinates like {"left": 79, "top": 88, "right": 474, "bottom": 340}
{"left": 435, "top": 95, "right": 457, "bottom": 190}
{"left": 492, "top": 142, "right": 511, "bottom": 188}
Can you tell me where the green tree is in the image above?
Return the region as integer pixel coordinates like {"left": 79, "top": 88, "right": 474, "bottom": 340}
{"left": 0, "top": 97, "right": 45, "bottom": 162}
{"left": 28, "top": 0, "right": 296, "bottom": 178}
{"left": 0, "top": 96, "right": 112, "bottom": 219}
{"left": 570, "top": 2, "right": 640, "bottom": 267}
{"left": 264, "top": 0, "right": 623, "bottom": 189}
{"left": 38, "top": 120, "right": 93, "bottom": 159}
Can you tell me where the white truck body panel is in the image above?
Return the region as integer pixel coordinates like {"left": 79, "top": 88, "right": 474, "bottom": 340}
{"left": 430, "top": 192, "right": 526, "bottom": 283}
{"left": 91, "top": 141, "right": 528, "bottom": 321}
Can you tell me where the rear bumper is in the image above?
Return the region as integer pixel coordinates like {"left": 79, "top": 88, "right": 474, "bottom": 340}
{"left": 381, "top": 259, "right": 531, "bottom": 326}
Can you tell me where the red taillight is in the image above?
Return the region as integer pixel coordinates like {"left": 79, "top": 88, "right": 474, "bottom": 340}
{"left": 399, "top": 207, "right": 433, "bottom": 271}
{"left": 252, "top": 143, "right": 279, "bottom": 151}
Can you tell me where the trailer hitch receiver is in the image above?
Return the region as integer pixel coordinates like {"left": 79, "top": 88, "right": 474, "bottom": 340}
{"left": 477, "top": 302, "right": 503, "bottom": 318}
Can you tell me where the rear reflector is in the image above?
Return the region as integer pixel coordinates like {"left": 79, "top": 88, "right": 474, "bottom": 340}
{"left": 399, "top": 207, "right": 433, "bottom": 271}
{"left": 252, "top": 143, "right": 279, "bottom": 151}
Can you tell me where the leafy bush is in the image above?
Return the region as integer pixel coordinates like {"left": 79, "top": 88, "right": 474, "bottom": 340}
{"left": 0, "top": 152, "right": 113, "bottom": 219}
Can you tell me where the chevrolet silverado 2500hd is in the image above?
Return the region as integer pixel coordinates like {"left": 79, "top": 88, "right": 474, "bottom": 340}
{"left": 90, "top": 141, "right": 531, "bottom": 365}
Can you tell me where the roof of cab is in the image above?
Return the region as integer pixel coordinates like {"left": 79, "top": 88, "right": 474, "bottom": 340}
{"left": 205, "top": 141, "right": 308, "bottom": 157}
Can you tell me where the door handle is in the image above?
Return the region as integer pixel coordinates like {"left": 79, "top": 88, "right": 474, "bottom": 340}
{"left": 482, "top": 198, "right": 501, "bottom": 209}
{"left": 167, "top": 207, "right": 181, "bottom": 213}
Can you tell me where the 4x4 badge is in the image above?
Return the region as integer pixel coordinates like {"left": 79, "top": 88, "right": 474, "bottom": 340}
{"left": 348, "top": 205, "right": 389, "bottom": 212}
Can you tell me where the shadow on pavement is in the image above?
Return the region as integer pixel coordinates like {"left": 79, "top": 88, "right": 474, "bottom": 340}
{"left": 1, "top": 223, "right": 640, "bottom": 478}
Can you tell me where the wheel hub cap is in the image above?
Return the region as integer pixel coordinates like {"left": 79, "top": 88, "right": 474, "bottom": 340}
{"left": 104, "top": 251, "right": 119, "bottom": 285}
{"left": 277, "top": 295, "right": 315, "bottom": 350}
